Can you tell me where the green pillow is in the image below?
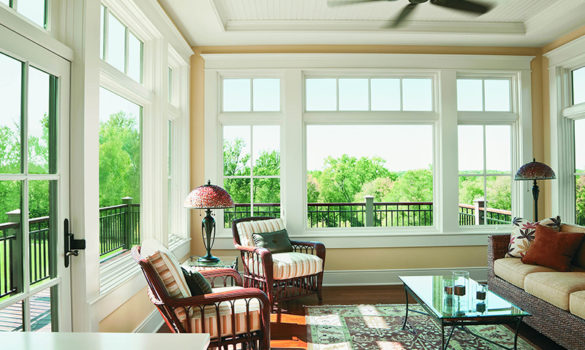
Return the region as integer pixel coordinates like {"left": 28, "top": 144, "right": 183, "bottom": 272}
{"left": 252, "top": 229, "right": 293, "bottom": 254}
{"left": 181, "top": 267, "right": 212, "bottom": 296}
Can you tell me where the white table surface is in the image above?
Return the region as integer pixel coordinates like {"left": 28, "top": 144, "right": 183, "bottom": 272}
{"left": 0, "top": 332, "right": 210, "bottom": 350}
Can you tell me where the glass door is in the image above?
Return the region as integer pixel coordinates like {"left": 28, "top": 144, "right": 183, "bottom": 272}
{"left": 0, "top": 26, "right": 71, "bottom": 332}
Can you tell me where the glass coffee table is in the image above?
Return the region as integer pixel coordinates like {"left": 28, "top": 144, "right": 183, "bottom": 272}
{"left": 399, "top": 275, "right": 530, "bottom": 350}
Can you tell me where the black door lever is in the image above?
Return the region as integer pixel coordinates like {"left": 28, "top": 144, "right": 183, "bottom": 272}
{"left": 64, "top": 219, "right": 86, "bottom": 268}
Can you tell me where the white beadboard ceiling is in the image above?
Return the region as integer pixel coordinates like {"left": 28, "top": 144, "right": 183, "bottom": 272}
{"left": 158, "top": 0, "right": 585, "bottom": 47}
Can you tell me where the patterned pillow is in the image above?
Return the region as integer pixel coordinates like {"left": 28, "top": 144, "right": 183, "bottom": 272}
{"left": 182, "top": 267, "right": 212, "bottom": 296}
{"left": 236, "top": 218, "right": 285, "bottom": 247}
{"left": 507, "top": 216, "right": 561, "bottom": 258}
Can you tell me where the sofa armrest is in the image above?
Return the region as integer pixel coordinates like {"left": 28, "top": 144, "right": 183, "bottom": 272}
{"left": 488, "top": 234, "right": 510, "bottom": 278}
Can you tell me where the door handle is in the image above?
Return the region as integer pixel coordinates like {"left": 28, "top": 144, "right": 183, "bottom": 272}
{"left": 64, "top": 219, "right": 86, "bottom": 268}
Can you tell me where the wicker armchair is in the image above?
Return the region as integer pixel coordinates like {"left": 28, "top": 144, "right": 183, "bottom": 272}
{"left": 132, "top": 246, "right": 271, "bottom": 349}
{"left": 232, "top": 217, "right": 326, "bottom": 308}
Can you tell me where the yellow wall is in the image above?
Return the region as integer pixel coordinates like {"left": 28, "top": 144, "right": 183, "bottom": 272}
{"left": 98, "top": 287, "right": 154, "bottom": 332}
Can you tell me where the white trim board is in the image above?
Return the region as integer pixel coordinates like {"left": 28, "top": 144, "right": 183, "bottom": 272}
{"left": 134, "top": 309, "right": 164, "bottom": 333}
{"left": 323, "top": 267, "right": 488, "bottom": 286}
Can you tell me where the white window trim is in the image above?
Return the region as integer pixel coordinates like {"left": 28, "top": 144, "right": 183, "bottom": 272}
{"left": 545, "top": 34, "right": 585, "bottom": 224}
{"left": 203, "top": 53, "right": 533, "bottom": 249}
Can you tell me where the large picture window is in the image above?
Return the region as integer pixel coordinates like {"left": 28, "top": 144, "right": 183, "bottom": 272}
{"left": 1, "top": 0, "right": 47, "bottom": 28}
{"left": 306, "top": 124, "right": 433, "bottom": 228}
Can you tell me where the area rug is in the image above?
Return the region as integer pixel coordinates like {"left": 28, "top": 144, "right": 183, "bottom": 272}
{"left": 306, "top": 304, "right": 538, "bottom": 350}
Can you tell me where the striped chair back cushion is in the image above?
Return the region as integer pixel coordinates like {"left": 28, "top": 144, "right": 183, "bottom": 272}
{"left": 236, "top": 218, "right": 285, "bottom": 247}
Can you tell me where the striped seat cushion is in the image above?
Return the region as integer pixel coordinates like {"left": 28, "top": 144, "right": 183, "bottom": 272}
{"left": 141, "top": 239, "right": 191, "bottom": 322}
{"left": 236, "top": 218, "right": 285, "bottom": 247}
{"left": 184, "top": 286, "right": 262, "bottom": 338}
{"left": 247, "top": 252, "right": 323, "bottom": 280}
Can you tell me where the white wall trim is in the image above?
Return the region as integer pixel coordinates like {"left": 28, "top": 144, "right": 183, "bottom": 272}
{"left": 323, "top": 267, "right": 488, "bottom": 286}
{"left": 545, "top": 33, "right": 585, "bottom": 68}
{"left": 133, "top": 309, "right": 164, "bottom": 333}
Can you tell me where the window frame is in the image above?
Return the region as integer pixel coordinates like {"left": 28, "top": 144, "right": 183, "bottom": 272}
{"left": 203, "top": 54, "right": 533, "bottom": 248}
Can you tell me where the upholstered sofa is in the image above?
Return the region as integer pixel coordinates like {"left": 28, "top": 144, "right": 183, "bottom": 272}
{"left": 488, "top": 224, "right": 585, "bottom": 350}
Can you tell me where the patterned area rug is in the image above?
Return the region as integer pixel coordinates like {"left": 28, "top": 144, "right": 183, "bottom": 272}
{"left": 306, "top": 304, "right": 538, "bottom": 350}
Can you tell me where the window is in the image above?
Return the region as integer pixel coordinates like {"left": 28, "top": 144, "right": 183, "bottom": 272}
{"left": 98, "top": 87, "right": 142, "bottom": 261}
{"left": 572, "top": 66, "right": 585, "bottom": 105}
{"left": 306, "top": 125, "right": 433, "bottom": 228}
{"left": 458, "top": 125, "right": 512, "bottom": 226}
{"left": 168, "top": 67, "right": 173, "bottom": 104}
{"left": 222, "top": 78, "right": 280, "bottom": 112}
{"left": 100, "top": 5, "right": 144, "bottom": 83}
{"left": 575, "top": 119, "right": 585, "bottom": 226}
{"left": 222, "top": 125, "right": 281, "bottom": 227}
{"left": 305, "top": 77, "right": 433, "bottom": 111}
{"left": 457, "top": 78, "right": 511, "bottom": 112}
{"left": 1, "top": 0, "right": 47, "bottom": 28}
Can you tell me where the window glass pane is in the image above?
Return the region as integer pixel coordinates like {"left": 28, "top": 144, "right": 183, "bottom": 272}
{"left": 577, "top": 175, "right": 585, "bottom": 226}
{"left": 28, "top": 180, "right": 53, "bottom": 285}
{"left": 223, "top": 126, "right": 250, "bottom": 176}
{"left": 0, "top": 181, "right": 22, "bottom": 299}
{"left": 371, "top": 78, "right": 400, "bottom": 111}
{"left": 0, "top": 53, "right": 22, "bottom": 174}
{"left": 127, "top": 32, "right": 142, "bottom": 83}
{"left": 253, "top": 179, "right": 280, "bottom": 217}
{"left": 223, "top": 79, "right": 251, "bottom": 112}
{"left": 576, "top": 119, "right": 585, "bottom": 172}
{"left": 338, "top": 78, "right": 368, "bottom": 111}
{"left": 0, "top": 0, "right": 9, "bottom": 5}
{"left": 98, "top": 88, "right": 142, "bottom": 260}
{"left": 30, "top": 289, "right": 52, "bottom": 331}
{"left": 252, "top": 125, "right": 279, "bottom": 176}
{"left": 223, "top": 178, "right": 250, "bottom": 228}
{"left": 100, "top": 6, "right": 105, "bottom": 60}
{"left": 28, "top": 67, "right": 51, "bottom": 174}
{"left": 458, "top": 125, "right": 483, "bottom": 173}
{"left": 402, "top": 78, "right": 432, "bottom": 111}
{"left": 458, "top": 176, "right": 483, "bottom": 225}
{"left": 485, "top": 176, "right": 512, "bottom": 224}
{"left": 306, "top": 79, "right": 336, "bottom": 111}
{"left": 0, "top": 300, "right": 23, "bottom": 331}
{"left": 573, "top": 67, "right": 585, "bottom": 105}
{"left": 484, "top": 79, "right": 511, "bottom": 112}
{"left": 106, "top": 13, "right": 125, "bottom": 72}
{"left": 253, "top": 78, "right": 280, "bottom": 111}
{"left": 486, "top": 125, "right": 511, "bottom": 173}
{"left": 306, "top": 125, "right": 433, "bottom": 228}
{"left": 457, "top": 79, "right": 482, "bottom": 111}
{"left": 17, "top": 0, "right": 46, "bottom": 28}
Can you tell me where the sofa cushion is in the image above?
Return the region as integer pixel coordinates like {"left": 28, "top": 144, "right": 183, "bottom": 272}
{"left": 561, "top": 223, "right": 585, "bottom": 268}
{"left": 569, "top": 290, "right": 585, "bottom": 320}
{"left": 524, "top": 272, "right": 585, "bottom": 310}
{"left": 494, "top": 258, "right": 556, "bottom": 289}
{"left": 236, "top": 218, "right": 286, "bottom": 247}
{"left": 521, "top": 224, "right": 584, "bottom": 271}
{"left": 247, "top": 252, "right": 323, "bottom": 280}
{"left": 506, "top": 216, "right": 561, "bottom": 258}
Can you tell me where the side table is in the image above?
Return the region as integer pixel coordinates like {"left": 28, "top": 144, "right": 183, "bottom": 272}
{"left": 183, "top": 256, "right": 239, "bottom": 272}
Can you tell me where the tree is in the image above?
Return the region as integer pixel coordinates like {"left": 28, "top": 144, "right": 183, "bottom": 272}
{"left": 383, "top": 168, "right": 433, "bottom": 202}
{"left": 577, "top": 176, "right": 585, "bottom": 225}
{"left": 354, "top": 177, "right": 394, "bottom": 202}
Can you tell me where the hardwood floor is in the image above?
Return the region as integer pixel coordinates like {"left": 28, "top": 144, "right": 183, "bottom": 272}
{"left": 159, "top": 285, "right": 566, "bottom": 349}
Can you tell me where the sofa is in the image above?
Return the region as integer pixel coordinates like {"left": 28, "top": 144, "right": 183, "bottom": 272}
{"left": 488, "top": 223, "right": 585, "bottom": 350}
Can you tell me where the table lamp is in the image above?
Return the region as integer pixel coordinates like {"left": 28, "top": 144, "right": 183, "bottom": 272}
{"left": 184, "top": 180, "right": 234, "bottom": 263}
{"left": 514, "top": 159, "right": 556, "bottom": 221}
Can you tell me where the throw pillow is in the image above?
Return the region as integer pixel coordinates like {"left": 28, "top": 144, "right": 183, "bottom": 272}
{"left": 561, "top": 224, "right": 585, "bottom": 268}
{"left": 252, "top": 229, "right": 293, "bottom": 254}
{"left": 521, "top": 224, "right": 585, "bottom": 271}
{"left": 506, "top": 216, "right": 561, "bottom": 258}
{"left": 181, "top": 267, "right": 212, "bottom": 296}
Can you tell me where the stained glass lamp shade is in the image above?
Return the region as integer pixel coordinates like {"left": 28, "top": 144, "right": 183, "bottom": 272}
{"left": 514, "top": 159, "right": 556, "bottom": 221}
{"left": 184, "top": 180, "right": 234, "bottom": 262}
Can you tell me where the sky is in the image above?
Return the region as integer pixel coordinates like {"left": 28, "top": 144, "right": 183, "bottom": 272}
{"left": 99, "top": 87, "right": 141, "bottom": 125}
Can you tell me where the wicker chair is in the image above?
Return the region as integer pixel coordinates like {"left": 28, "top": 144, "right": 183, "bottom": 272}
{"left": 232, "top": 217, "right": 326, "bottom": 308}
{"left": 132, "top": 246, "right": 271, "bottom": 349}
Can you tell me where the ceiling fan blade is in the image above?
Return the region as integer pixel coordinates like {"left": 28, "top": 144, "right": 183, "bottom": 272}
{"left": 430, "top": 0, "right": 492, "bottom": 15}
{"left": 389, "top": 3, "right": 418, "bottom": 28}
{"left": 327, "top": 0, "right": 396, "bottom": 7}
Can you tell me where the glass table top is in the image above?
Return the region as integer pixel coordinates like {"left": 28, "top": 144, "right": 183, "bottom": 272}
{"left": 184, "top": 256, "right": 238, "bottom": 268}
{"left": 399, "top": 275, "right": 530, "bottom": 319}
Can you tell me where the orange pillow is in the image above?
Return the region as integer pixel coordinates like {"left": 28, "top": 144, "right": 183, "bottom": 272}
{"left": 522, "top": 224, "right": 585, "bottom": 271}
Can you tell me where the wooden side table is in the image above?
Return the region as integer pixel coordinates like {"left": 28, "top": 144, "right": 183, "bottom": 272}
{"left": 183, "top": 255, "right": 239, "bottom": 272}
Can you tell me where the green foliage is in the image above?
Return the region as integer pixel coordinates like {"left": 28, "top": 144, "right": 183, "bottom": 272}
{"left": 383, "top": 169, "right": 433, "bottom": 203}
{"left": 577, "top": 176, "right": 585, "bottom": 225}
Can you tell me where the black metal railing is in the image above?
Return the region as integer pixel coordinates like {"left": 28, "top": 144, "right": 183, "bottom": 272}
{"left": 457, "top": 204, "right": 512, "bottom": 225}
{"left": 29, "top": 217, "right": 50, "bottom": 285}
{"left": 0, "top": 222, "right": 18, "bottom": 299}
{"left": 99, "top": 203, "right": 140, "bottom": 258}
{"left": 224, "top": 203, "right": 281, "bottom": 228}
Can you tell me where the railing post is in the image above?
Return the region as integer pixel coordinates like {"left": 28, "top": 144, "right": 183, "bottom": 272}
{"left": 365, "top": 196, "right": 374, "bottom": 227}
{"left": 122, "top": 197, "right": 133, "bottom": 250}
{"left": 6, "top": 209, "right": 22, "bottom": 293}
{"left": 474, "top": 198, "right": 486, "bottom": 225}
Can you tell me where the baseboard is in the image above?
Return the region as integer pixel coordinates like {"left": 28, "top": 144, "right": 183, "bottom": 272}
{"left": 133, "top": 308, "right": 164, "bottom": 333}
{"left": 323, "top": 267, "right": 488, "bottom": 286}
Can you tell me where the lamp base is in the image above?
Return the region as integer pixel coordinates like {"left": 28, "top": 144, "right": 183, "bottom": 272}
{"left": 198, "top": 255, "right": 220, "bottom": 264}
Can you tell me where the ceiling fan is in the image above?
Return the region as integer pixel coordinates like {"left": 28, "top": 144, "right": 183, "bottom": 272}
{"left": 327, "top": 0, "right": 493, "bottom": 28}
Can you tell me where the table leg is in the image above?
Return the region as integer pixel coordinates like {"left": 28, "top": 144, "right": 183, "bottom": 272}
{"left": 402, "top": 284, "right": 409, "bottom": 330}
{"left": 513, "top": 317, "right": 523, "bottom": 350}
{"left": 441, "top": 323, "right": 445, "bottom": 350}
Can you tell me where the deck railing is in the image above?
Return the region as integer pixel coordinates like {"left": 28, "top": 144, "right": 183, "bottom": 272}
{"left": 98, "top": 201, "right": 140, "bottom": 258}
{"left": 224, "top": 201, "right": 512, "bottom": 228}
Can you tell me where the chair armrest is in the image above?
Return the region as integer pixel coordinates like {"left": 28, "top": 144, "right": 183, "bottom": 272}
{"left": 290, "top": 240, "right": 326, "bottom": 260}
{"left": 488, "top": 234, "right": 510, "bottom": 278}
{"left": 235, "top": 244, "right": 274, "bottom": 279}
{"left": 199, "top": 268, "right": 243, "bottom": 287}
{"left": 166, "top": 287, "right": 269, "bottom": 308}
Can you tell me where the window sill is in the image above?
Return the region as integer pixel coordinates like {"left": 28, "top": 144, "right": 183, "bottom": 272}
{"left": 91, "top": 237, "right": 191, "bottom": 322}
{"left": 215, "top": 227, "right": 511, "bottom": 249}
